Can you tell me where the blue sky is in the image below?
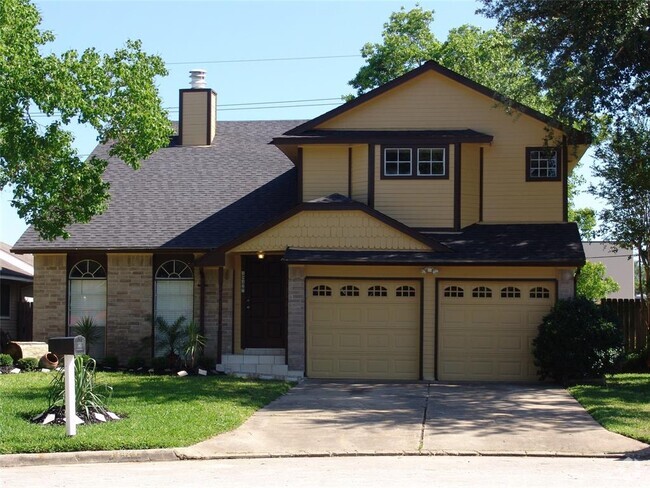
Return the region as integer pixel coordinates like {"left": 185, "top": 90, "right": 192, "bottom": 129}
{"left": 0, "top": 0, "right": 597, "bottom": 245}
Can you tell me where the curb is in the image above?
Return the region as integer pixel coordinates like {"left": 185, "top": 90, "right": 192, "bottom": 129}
{"left": 3, "top": 447, "right": 648, "bottom": 468}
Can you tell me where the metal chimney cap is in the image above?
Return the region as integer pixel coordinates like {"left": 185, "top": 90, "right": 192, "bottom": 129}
{"left": 189, "top": 69, "right": 207, "bottom": 89}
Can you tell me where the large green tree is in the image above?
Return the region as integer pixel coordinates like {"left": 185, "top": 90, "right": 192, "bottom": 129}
{"left": 576, "top": 261, "right": 620, "bottom": 302}
{"left": 478, "top": 0, "right": 650, "bottom": 133}
{"left": 348, "top": 6, "right": 551, "bottom": 113}
{"left": 0, "top": 0, "right": 172, "bottom": 240}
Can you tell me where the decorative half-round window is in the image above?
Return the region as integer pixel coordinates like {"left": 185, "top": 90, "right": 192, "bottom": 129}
{"left": 530, "top": 287, "right": 550, "bottom": 299}
{"left": 69, "top": 259, "right": 106, "bottom": 279}
{"left": 396, "top": 285, "right": 416, "bottom": 297}
{"left": 312, "top": 285, "right": 332, "bottom": 297}
{"left": 472, "top": 286, "right": 492, "bottom": 298}
{"left": 340, "top": 285, "right": 360, "bottom": 297}
{"left": 444, "top": 286, "right": 464, "bottom": 298}
{"left": 368, "top": 285, "right": 388, "bottom": 297}
{"left": 500, "top": 286, "right": 521, "bottom": 298}
{"left": 155, "top": 260, "right": 193, "bottom": 279}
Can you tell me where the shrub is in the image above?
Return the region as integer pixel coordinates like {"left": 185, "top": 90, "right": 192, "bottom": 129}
{"left": 0, "top": 353, "right": 13, "bottom": 366}
{"left": 197, "top": 356, "right": 216, "bottom": 370}
{"left": 72, "top": 316, "right": 101, "bottom": 351}
{"left": 533, "top": 297, "right": 624, "bottom": 384}
{"left": 48, "top": 356, "right": 112, "bottom": 419}
{"left": 16, "top": 357, "right": 39, "bottom": 372}
{"left": 127, "top": 356, "right": 146, "bottom": 370}
{"left": 151, "top": 356, "right": 169, "bottom": 372}
{"left": 620, "top": 348, "right": 649, "bottom": 373}
{"left": 100, "top": 356, "right": 119, "bottom": 370}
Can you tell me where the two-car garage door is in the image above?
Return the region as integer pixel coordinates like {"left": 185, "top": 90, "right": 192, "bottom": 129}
{"left": 307, "top": 279, "right": 420, "bottom": 380}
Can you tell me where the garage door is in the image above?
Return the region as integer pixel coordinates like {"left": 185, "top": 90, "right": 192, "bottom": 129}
{"left": 438, "top": 280, "right": 555, "bottom": 381}
{"left": 307, "top": 279, "right": 420, "bottom": 380}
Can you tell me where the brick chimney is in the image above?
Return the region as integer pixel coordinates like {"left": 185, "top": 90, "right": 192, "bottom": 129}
{"left": 179, "top": 69, "right": 216, "bottom": 146}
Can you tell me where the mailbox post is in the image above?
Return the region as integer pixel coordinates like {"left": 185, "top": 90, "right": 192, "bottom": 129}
{"left": 48, "top": 336, "right": 86, "bottom": 436}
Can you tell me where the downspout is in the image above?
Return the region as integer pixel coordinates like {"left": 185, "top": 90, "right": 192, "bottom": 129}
{"left": 199, "top": 267, "right": 206, "bottom": 337}
{"left": 217, "top": 267, "right": 224, "bottom": 365}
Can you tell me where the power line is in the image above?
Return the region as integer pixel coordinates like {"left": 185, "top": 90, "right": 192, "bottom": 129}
{"left": 166, "top": 54, "right": 360, "bottom": 65}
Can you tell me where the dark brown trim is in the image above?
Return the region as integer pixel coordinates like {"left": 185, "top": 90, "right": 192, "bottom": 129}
{"left": 178, "top": 89, "right": 184, "bottom": 146}
{"left": 414, "top": 227, "right": 456, "bottom": 232}
{"left": 283, "top": 257, "right": 584, "bottom": 267}
{"left": 454, "top": 143, "right": 461, "bottom": 231}
{"left": 284, "top": 61, "right": 590, "bottom": 144}
{"left": 347, "top": 147, "right": 352, "bottom": 198}
{"left": 368, "top": 144, "right": 375, "bottom": 208}
{"left": 479, "top": 147, "right": 484, "bottom": 222}
{"left": 199, "top": 267, "right": 206, "bottom": 337}
{"left": 231, "top": 266, "right": 236, "bottom": 354}
{"left": 297, "top": 147, "right": 304, "bottom": 203}
{"left": 304, "top": 276, "right": 423, "bottom": 380}
{"left": 434, "top": 277, "right": 559, "bottom": 381}
{"left": 206, "top": 91, "right": 212, "bottom": 145}
{"left": 302, "top": 277, "right": 307, "bottom": 375}
{"left": 217, "top": 267, "right": 224, "bottom": 364}
{"left": 562, "top": 137, "right": 569, "bottom": 222}
{"left": 272, "top": 130, "right": 494, "bottom": 146}
{"left": 13, "top": 248, "right": 211, "bottom": 255}
{"left": 379, "top": 145, "right": 450, "bottom": 180}
{"left": 525, "top": 146, "right": 562, "bottom": 182}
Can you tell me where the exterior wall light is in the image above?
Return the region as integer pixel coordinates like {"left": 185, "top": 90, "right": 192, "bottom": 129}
{"left": 257, "top": 250, "right": 265, "bottom": 260}
{"left": 421, "top": 267, "right": 439, "bottom": 274}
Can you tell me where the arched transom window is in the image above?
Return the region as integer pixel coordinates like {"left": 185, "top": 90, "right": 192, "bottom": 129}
{"left": 155, "top": 260, "right": 193, "bottom": 279}
{"left": 68, "top": 259, "right": 107, "bottom": 358}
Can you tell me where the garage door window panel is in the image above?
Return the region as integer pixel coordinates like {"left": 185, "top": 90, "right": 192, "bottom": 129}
{"left": 472, "top": 286, "right": 492, "bottom": 298}
{"left": 368, "top": 285, "right": 388, "bottom": 297}
{"left": 396, "top": 285, "right": 416, "bottom": 297}
{"left": 444, "top": 286, "right": 464, "bottom": 298}
{"left": 530, "top": 287, "right": 550, "bottom": 299}
{"left": 501, "top": 286, "right": 521, "bottom": 298}
{"left": 340, "top": 285, "right": 360, "bottom": 297}
{"left": 312, "top": 285, "right": 332, "bottom": 297}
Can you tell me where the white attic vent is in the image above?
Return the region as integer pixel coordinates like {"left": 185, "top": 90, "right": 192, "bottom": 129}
{"left": 189, "top": 69, "right": 207, "bottom": 89}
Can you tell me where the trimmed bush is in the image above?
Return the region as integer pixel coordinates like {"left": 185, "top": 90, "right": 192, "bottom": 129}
{"left": 0, "top": 353, "right": 13, "bottom": 366}
{"left": 620, "top": 348, "right": 649, "bottom": 373}
{"left": 197, "top": 356, "right": 216, "bottom": 370}
{"left": 127, "top": 357, "right": 146, "bottom": 370}
{"left": 533, "top": 297, "right": 624, "bottom": 384}
{"left": 151, "top": 356, "right": 169, "bottom": 372}
{"left": 100, "top": 356, "right": 119, "bottom": 370}
{"left": 16, "top": 357, "right": 39, "bottom": 372}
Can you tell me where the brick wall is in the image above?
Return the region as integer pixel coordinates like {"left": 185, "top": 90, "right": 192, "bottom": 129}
{"left": 106, "top": 254, "right": 153, "bottom": 363}
{"left": 287, "top": 265, "right": 305, "bottom": 371}
{"left": 32, "top": 254, "right": 67, "bottom": 342}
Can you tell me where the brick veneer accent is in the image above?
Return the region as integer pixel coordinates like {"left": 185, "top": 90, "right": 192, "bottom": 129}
{"left": 558, "top": 270, "right": 575, "bottom": 300}
{"left": 221, "top": 267, "right": 234, "bottom": 354}
{"left": 201, "top": 267, "right": 219, "bottom": 358}
{"left": 106, "top": 254, "right": 153, "bottom": 363}
{"left": 32, "top": 254, "right": 67, "bottom": 342}
{"left": 287, "top": 265, "right": 305, "bottom": 371}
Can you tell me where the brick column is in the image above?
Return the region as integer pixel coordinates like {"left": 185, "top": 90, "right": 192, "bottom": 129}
{"left": 287, "top": 265, "right": 305, "bottom": 372}
{"left": 33, "top": 254, "right": 67, "bottom": 342}
{"left": 221, "top": 267, "right": 234, "bottom": 354}
{"left": 106, "top": 254, "right": 152, "bottom": 363}
{"left": 201, "top": 267, "right": 219, "bottom": 358}
{"left": 558, "top": 268, "right": 576, "bottom": 300}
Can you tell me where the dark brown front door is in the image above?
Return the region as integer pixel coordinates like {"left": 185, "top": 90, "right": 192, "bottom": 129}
{"left": 242, "top": 255, "right": 287, "bottom": 349}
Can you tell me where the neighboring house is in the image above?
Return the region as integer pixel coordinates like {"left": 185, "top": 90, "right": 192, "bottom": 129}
{"left": 583, "top": 241, "right": 635, "bottom": 299}
{"left": 0, "top": 242, "right": 33, "bottom": 341}
{"left": 13, "top": 61, "right": 589, "bottom": 382}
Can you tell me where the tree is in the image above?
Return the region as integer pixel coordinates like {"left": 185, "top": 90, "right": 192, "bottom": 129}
{"left": 0, "top": 0, "right": 172, "bottom": 240}
{"left": 478, "top": 0, "right": 650, "bottom": 135}
{"left": 567, "top": 171, "right": 597, "bottom": 240}
{"left": 348, "top": 6, "right": 551, "bottom": 114}
{"left": 576, "top": 262, "right": 620, "bottom": 302}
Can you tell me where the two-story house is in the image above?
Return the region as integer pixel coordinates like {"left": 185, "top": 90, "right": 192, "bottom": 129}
{"left": 13, "top": 61, "right": 588, "bottom": 382}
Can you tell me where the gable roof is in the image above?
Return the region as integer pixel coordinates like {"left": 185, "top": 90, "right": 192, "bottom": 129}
{"left": 284, "top": 60, "right": 590, "bottom": 144}
{"left": 13, "top": 121, "right": 304, "bottom": 252}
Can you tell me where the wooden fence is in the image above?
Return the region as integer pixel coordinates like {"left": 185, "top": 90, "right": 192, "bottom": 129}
{"left": 601, "top": 298, "right": 648, "bottom": 351}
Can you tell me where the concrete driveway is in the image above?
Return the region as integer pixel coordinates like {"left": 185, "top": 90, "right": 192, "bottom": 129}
{"left": 179, "top": 381, "right": 649, "bottom": 459}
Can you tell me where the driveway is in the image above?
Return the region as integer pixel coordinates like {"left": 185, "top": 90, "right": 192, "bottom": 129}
{"left": 179, "top": 381, "right": 649, "bottom": 459}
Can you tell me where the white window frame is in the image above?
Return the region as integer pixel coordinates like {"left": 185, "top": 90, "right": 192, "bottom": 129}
{"left": 383, "top": 148, "right": 412, "bottom": 176}
{"left": 417, "top": 148, "right": 446, "bottom": 176}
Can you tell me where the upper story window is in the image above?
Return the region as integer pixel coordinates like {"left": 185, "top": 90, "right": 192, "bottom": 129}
{"left": 382, "top": 145, "right": 449, "bottom": 179}
{"left": 526, "top": 147, "right": 561, "bottom": 181}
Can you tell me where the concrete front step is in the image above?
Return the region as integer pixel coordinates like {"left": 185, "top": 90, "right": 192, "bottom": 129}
{"left": 218, "top": 352, "right": 303, "bottom": 382}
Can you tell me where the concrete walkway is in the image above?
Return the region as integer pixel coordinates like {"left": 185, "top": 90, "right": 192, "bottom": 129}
{"left": 178, "top": 381, "right": 649, "bottom": 459}
{"left": 2, "top": 381, "right": 648, "bottom": 467}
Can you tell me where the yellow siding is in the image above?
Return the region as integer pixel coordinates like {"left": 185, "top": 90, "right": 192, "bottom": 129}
{"left": 318, "top": 71, "right": 565, "bottom": 223}
{"left": 374, "top": 144, "right": 455, "bottom": 228}
{"left": 350, "top": 145, "right": 368, "bottom": 204}
{"left": 181, "top": 91, "right": 209, "bottom": 146}
{"left": 461, "top": 144, "right": 480, "bottom": 228}
{"left": 230, "top": 210, "right": 431, "bottom": 252}
{"left": 302, "top": 146, "right": 349, "bottom": 201}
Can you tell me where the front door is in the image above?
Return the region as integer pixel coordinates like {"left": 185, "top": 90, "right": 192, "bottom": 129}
{"left": 242, "top": 255, "right": 287, "bottom": 349}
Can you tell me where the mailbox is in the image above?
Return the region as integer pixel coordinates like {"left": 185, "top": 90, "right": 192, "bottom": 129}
{"left": 48, "top": 336, "right": 86, "bottom": 356}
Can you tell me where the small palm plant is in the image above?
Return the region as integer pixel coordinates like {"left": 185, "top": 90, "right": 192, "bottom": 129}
{"left": 155, "top": 316, "right": 188, "bottom": 369}
{"left": 184, "top": 321, "right": 207, "bottom": 371}
{"left": 73, "top": 316, "right": 101, "bottom": 352}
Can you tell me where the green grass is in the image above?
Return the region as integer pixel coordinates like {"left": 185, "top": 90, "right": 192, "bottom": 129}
{"left": 0, "top": 372, "right": 292, "bottom": 454}
{"left": 569, "top": 373, "right": 650, "bottom": 444}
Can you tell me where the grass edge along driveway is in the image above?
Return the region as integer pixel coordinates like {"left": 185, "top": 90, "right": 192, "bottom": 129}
{"left": 569, "top": 373, "right": 650, "bottom": 444}
{"left": 0, "top": 372, "right": 292, "bottom": 454}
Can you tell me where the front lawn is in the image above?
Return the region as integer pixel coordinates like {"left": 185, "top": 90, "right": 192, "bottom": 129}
{"left": 569, "top": 373, "right": 650, "bottom": 444}
{"left": 0, "top": 372, "right": 292, "bottom": 454}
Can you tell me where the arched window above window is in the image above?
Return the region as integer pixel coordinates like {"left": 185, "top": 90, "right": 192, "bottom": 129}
{"left": 312, "top": 285, "right": 332, "bottom": 297}
{"left": 472, "top": 286, "right": 492, "bottom": 298}
{"left": 396, "top": 285, "right": 416, "bottom": 297}
{"left": 340, "top": 285, "right": 359, "bottom": 297}
{"left": 69, "top": 260, "right": 106, "bottom": 279}
{"left": 156, "top": 260, "right": 193, "bottom": 279}
{"left": 501, "top": 286, "right": 521, "bottom": 298}
{"left": 368, "top": 285, "right": 388, "bottom": 297}
{"left": 530, "top": 287, "right": 550, "bottom": 299}
{"left": 444, "top": 286, "right": 464, "bottom": 298}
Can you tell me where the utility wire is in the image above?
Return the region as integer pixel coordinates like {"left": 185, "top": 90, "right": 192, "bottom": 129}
{"left": 166, "top": 54, "right": 361, "bottom": 65}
